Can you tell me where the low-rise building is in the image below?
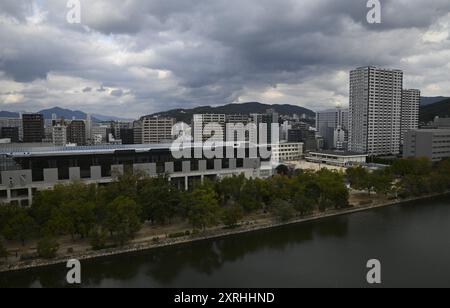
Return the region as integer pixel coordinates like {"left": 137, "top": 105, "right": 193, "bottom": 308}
{"left": 305, "top": 150, "right": 368, "bottom": 167}
{"left": 403, "top": 129, "right": 450, "bottom": 162}
{"left": 271, "top": 142, "right": 303, "bottom": 163}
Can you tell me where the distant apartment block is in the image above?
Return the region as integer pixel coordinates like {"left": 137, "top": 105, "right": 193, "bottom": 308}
{"left": 401, "top": 89, "right": 420, "bottom": 143}
{"left": 349, "top": 66, "right": 403, "bottom": 156}
{"left": 288, "top": 129, "right": 317, "bottom": 152}
{"left": 316, "top": 107, "right": 349, "bottom": 150}
{"left": 0, "top": 118, "right": 23, "bottom": 141}
{"left": 67, "top": 120, "right": 86, "bottom": 145}
{"left": 133, "top": 120, "right": 143, "bottom": 144}
{"left": 141, "top": 116, "right": 176, "bottom": 144}
{"left": 403, "top": 129, "right": 450, "bottom": 162}
{"left": 22, "top": 114, "right": 45, "bottom": 143}
{"left": 193, "top": 114, "right": 226, "bottom": 142}
{"left": 52, "top": 124, "right": 68, "bottom": 146}
{"left": 1, "top": 127, "right": 20, "bottom": 143}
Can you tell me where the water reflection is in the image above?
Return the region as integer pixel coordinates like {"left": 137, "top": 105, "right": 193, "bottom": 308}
{"left": 2, "top": 196, "right": 450, "bottom": 288}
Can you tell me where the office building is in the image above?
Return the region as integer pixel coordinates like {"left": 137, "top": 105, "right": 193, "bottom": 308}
{"left": 349, "top": 66, "right": 403, "bottom": 155}
{"left": 0, "top": 118, "right": 23, "bottom": 141}
{"left": 193, "top": 114, "right": 225, "bottom": 143}
{"left": 120, "top": 128, "right": 135, "bottom": 145}
{"left": 305, "top": 151, "right": 368, "bottom": 167}
{"left": 288, "top": 129, "right": 317, "bottom": 152}
{"left": 401, "top": 89, "right": 420, "bottom": 143}
{"left": 1, "top": 127, "right": 20, "bottom": 143}
{"left": 316, "top": 107, "right": 349, "bottom": 150}
{"left": 133, "top": 120, "right": 143, "bottom": 144}
{"left": 403, "top": 129, "right": 450, "bottom": 162}
{"left": 22, "top": 114, "right": 45, "bottom": 143}
{"left": 141, "top": 116, "right": 176, "bottom": 144}
{"left": 271, "top": 142, "right": 304, "bottom": 163}
{"left": 67, "top": 120, "right": 86, "bottom": 146}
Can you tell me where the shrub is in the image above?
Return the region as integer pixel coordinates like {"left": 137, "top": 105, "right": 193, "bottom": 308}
{"left": 37, "top": 237, "right": 60, "bottom": 259}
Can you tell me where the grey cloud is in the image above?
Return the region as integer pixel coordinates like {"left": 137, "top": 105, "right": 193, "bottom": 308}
{"left": 1, "top": 0, "right": 450, "bottom": 117}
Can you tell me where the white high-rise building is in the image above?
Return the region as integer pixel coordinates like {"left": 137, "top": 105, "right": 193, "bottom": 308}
{"left": 349, "top": 66, "right": 403, "bottom": 155}
{"left": 401, "top": 89, "right": 420, "bottom": 144}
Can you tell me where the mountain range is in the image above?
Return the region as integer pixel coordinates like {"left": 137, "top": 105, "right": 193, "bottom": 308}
{"left": 149, "top": 102, "right": 316, "bottom": 123}
{"left": 420, "top": 98, "right": 450, "bottom": 123}
{"left": 0, "top": 107, "right": 132, "bottom": 122}
{"left": 1, "top": 97, "right": 449, "bottom": 124}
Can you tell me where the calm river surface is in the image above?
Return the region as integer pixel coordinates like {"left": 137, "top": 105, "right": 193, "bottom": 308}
{"left": 1, "top": 196, "right": 450, "bottom": 288}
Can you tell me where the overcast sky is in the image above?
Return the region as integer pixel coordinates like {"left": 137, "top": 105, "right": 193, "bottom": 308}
{"left": 1, "top": 0, "right": 450, "bottom": 118}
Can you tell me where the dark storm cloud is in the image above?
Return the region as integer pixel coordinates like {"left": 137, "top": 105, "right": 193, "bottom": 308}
{"left": 1, "top": 0, "right": 450, "bottom": 117}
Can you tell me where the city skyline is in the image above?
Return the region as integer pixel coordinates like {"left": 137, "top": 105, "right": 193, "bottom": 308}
{"left": 1, "top": 1, "right": 450, "bottom": 118}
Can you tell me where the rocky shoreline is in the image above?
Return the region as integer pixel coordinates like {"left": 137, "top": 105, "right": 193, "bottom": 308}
{"left": 1, "top": 192, "right": 448, "bottom": 274}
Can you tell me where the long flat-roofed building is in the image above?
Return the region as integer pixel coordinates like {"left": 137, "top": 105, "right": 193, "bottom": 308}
{"left": 403, "top": 129, "right": 450, "bottom": 162}
{"left": 0, "top": 143, "right": 274, "bottom": 206}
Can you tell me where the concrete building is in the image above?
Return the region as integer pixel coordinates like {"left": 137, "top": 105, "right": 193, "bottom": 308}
{"left": 288, "top": 129, "right": 317, "bottom": 152}
{"left": 133, "top": 120, "right": 143, "bottom": 144}
{"left": 316, "top": 107, "right": 349, "bottom": 150}
{"left": 271, "top": 142, "right": 303, "bottom": 163}
{"left": 141, "top": 116, "right": 176, "bottom": 144}
{"left": 86, "top": 114, "right": 92, "bottom": 145}
{"left": 403, "top": 129, "right": 450, "bottom": 162}
{"left": 67, "top": 120, "right": 86, "bottom": 146}
{"left": 193, "top": 114, "right": 226, "bottom": 143}
{"left": 401, "top": 89, "right": 420, "bottom": 144}
{"left": 91, "top": 124, "right": 109, "bottom": 145}
{"left": 0, "top": 143, "right": 274, "bottom": 206}
{"left": 306, "top": 151, "right": 368, "bottom": 167}
{"left": 52, "top": 124, "right": 68, "bottom": 146}
{"left": 1, "top": 127, "right": 20, "bottom": 143}
{"left": 0, "top": 118, "right": 23, "bottom": 141}
{"left": 433, "top": 117, "right": 450, "bottom": 129}
{"left": 22, "top": 114, "right": 45, "bottom": 143}
{"left": 349, "top": 67, "right": 403, "bottom": 155}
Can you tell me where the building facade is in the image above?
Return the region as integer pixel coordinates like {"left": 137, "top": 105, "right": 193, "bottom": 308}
{"left": 349, "top": 67, "right": 403, "bottom": 155}
{"left": 141, "top": 116, "right": 176, "bottom": 144}
{"left": 52, "top": 124, "right": 68, "bottom": 146}
{"left": 67, "top": 120, "right": 86, "bottom": 146}
{"left": 271, "top": 142, "right": 304, "bottom": 163}
{"left": 401, "top": 89, "right": 420, "bottom": 144}
{"left": 403, "top": 129, "right": 450, "bottom": 162}
{"left": 193, "top": 114, "right": 226, "bottom": 143}
{"left": 305, "top": 151, "right": 368, "bottom": 167}
{"left": 0, "top": 143, "right": 274, "bottom": 206}
{"left": 0, "top": 118, "right": 23, "bottom": 141}
{"left": 22, "top": 114, "right": 45, "bottom": 143}
{"left": 316, "top": 107, "right": 349, "bottom": 150}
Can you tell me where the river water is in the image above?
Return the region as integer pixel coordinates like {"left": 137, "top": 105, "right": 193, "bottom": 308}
{"left": 1, "top": 196, "right": 450, "bottom": 288}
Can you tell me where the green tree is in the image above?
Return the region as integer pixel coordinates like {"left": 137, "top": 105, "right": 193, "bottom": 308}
{"left": 271, "top": 199, "right": 295, "bottom": 222}
{"left": 370, "top": 169, "right": 393, "bottom": 196}
{"left": 37, "top": 237, "right": 59, "bottom": 259}
{"left": 2, "top": 209, "right": 36, "bottom": 246}
{"left": 90, "top": 227, "right": 108, "bottom": 250}
{"left": 346, "top": 166, "right": 370, "bottom": 192}
{"left": 138, "top": 176, "right": 181, "bottom": 225}
{"left": 103, "top": 196, "right": 142, "bottom": 246}
{"left": 185, "top": 186, "right": 221, "bottom": 231}
{"left": 221, "top": 205, "right": 244, "bottom": 228}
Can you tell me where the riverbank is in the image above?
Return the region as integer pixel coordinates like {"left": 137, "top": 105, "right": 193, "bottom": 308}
{"left": 1, "top": 191, "right": 449, "bottom": 273}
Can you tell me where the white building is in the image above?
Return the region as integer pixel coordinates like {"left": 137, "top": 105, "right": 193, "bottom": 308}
{"left": 349, "top": 66, "right": 403, "bottom": 155}
{"left": 271, "top": 142, "right": 304, "bottom": 163}
{"left": 52, "top": 124, "right": 67, "bottom": 146}
{"left": 306, "top": 151, "right": 368, "bottom": 167}
{"left": 141, "top": 116, "right": 176, "bottom": 144}
{"left": 401, "top": 89, "right": 420, "bottom": 144}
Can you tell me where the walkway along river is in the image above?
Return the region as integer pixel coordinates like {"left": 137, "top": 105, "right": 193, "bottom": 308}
{"left": 1, "top": 195, "right": 450, "bottom": 287}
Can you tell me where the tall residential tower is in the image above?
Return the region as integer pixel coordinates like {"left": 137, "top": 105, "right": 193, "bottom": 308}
{"left": 349, "top": 66, "right": 403, "bottom": 155}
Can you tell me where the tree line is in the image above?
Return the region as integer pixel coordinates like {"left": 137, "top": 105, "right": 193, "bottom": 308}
{"left": 0, "top": 168, "right": 349, "bottom": 258}
{"left": 346, "top": 157, "right": 450, "bottom": 198}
